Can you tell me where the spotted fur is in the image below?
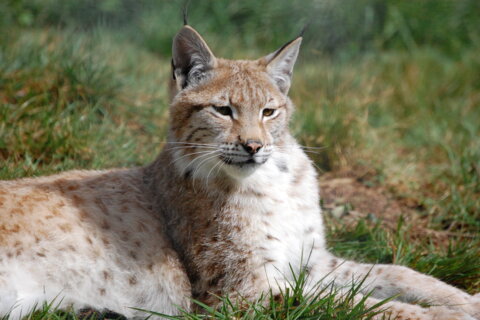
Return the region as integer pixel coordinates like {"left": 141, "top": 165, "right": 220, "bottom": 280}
{"left": 0, "top": 25, "right": 479, "bottom": 320}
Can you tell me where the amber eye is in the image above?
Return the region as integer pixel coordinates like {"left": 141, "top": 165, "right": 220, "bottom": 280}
{"left": 213, "top": 106, "right": 233, "bottom": 117}
{"left": 262, "top": 108, "right": 275, "bottom": 117}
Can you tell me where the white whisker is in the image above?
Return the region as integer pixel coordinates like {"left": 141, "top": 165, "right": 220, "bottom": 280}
{"left": 191, "top": 153, "right": 221, "bottom": 193}
{"left": 161, "top": 141, "right": 219, "bottom": 147}
{"left": 167, "top": 145, "right": 218, "bottom": 152}
{"left": 182, "top": 151, "right": 220, "bottom": 172}
{"left": 299, "top": 150, "right": 323, "bottom": 155}
{"left": 205, "top": 159, "right": 223, "bottom": 188}
{"left": 169, "top": 150, "right": 219, "bottom": 167}
{"left": 215, "top": 160, "right": 226, "bottom": 176}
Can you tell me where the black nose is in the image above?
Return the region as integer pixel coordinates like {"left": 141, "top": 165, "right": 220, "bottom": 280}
{"left": 242, "top": 140, "right": 263, "bottom": 155}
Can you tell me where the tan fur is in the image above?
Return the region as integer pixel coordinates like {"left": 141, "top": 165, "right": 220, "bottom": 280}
{"left": 0, "top": 25, "right": 479, "bottom": 320}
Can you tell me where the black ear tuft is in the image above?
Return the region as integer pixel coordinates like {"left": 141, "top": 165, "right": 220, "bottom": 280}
{"left": 182, "top": 0, "right": 190, "bottom": 25}
{"left": 299, "top": 22, "right": 309, "bottom": 38}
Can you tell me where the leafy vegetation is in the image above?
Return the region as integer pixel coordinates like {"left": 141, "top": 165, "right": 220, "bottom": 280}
{"left": 0, "top": 0, "right": 479, "bottom": 319}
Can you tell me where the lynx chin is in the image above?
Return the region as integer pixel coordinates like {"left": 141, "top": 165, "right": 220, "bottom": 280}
{"left": 1, "top": 23, "right": 479, "bottom": 320}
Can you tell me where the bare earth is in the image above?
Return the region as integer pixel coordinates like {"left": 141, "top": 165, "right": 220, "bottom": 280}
{"left": 319, "top": 169, "right": 469, "bottom": 245}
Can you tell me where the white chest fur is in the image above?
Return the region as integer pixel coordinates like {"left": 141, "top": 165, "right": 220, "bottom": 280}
{"left": 226, "top": 148, "right": 326, "bottom": 283}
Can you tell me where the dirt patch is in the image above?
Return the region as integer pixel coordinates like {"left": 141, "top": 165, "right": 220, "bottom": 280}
{"left": 320, "top": 173, "right": 406, "bottom": 224}
{"left": 318, "top": 169, "right": 468, "bottom": 245}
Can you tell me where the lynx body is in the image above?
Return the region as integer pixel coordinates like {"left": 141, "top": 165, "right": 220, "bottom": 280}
{"left": 0, "top": 25, "right": 479, "bottom": 320}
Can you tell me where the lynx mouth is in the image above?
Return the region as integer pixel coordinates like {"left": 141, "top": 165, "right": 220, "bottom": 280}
{"left": 219, "top": 155, "right": 268, "bottom": 179}
{"left": 220, "top": 155, "right": 267, "bottom": 167}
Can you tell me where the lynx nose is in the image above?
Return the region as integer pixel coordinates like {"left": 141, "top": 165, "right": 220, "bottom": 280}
{"left": 242, "top": 140, "right": 263, "bottom": 155}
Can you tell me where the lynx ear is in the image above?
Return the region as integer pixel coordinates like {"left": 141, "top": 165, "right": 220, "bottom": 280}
{"left": 172, "top": 26, "right": 217, "bottom": 90}
{"left": 261, "top": 37, "right": 302, "bottom": 94}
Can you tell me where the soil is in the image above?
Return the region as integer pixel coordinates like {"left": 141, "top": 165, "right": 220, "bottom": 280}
{"left": 318, "top": 169, "right": 467, "bottom": 245}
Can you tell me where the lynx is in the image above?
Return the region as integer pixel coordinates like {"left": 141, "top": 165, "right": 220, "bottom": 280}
{"left": 0, "top": 23, "right": 479, "bottom": 320}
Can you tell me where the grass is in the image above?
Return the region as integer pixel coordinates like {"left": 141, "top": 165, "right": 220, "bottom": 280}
{"left": 14, "top": 275, "right": 392, "bottom": 320}
{"left": 140, "top": 272, "right": 392, "bottom": 320}
{"left": 1, "top": 1, "right": 479, "bottom": 319}
{"left": 0, "top": 29, "right": 169, "bottom": 179}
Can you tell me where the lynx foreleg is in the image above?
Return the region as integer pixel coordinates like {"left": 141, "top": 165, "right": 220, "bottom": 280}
{"left": 311, "top": 255, "right": 479, "bottom": 319}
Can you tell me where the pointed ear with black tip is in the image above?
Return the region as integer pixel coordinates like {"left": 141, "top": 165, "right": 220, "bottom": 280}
{"left": 172, "top": 25, "right": 217, "bottom": 90}
{"left": 260, "top": 37, "right": 302, "bottom": 94}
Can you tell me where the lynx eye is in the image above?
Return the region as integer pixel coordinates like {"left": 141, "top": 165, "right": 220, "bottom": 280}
{"left": 213, "top": 106, "right": 233, "bottom": 117}
{"left": 262, "top": 108, "right": 276, "bottom": 117}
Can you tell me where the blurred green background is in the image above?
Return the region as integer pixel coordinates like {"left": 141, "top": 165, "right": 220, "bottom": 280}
{"left": 2, "top": 0, "right": 480, "bottom": 56}
{"left": 0, "top": 0, "right": 479, "bottom": 310}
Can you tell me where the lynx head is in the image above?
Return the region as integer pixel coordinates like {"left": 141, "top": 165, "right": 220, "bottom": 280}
{"left": 168, "top": 24, "right": 301, "bottom": 181}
